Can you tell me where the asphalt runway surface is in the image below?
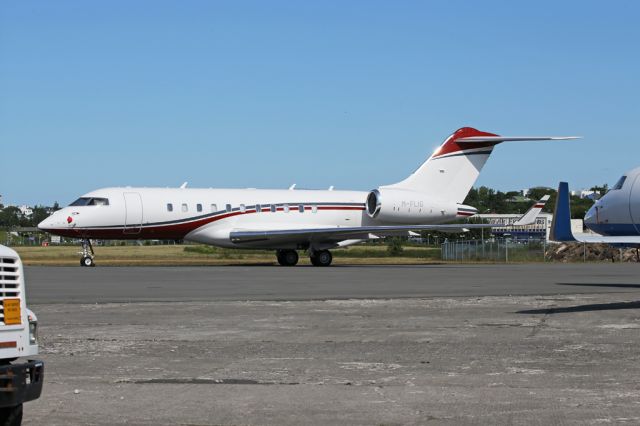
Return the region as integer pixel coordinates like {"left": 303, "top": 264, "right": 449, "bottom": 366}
{"left": 22, "top": 263, "right": 640, "bottom": 425}
{"left": 24, "top": 263, "right": 640, "bottom": 304}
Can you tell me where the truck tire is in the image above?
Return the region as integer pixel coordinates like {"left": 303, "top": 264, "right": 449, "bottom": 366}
{"left": 0, "top": 404, "right": 23, "bottom": 426}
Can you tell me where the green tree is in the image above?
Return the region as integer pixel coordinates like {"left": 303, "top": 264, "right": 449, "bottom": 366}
{"left": 30, "top": 206, "right": 50, "bottom": 227}
{"left": 0, "top": 207, "right": 21, "bottom": 227}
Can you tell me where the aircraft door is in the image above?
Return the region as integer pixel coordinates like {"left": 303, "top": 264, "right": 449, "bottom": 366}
{"left": 123, "top": 192, "right": 143, "bottom": 234}
{"left": 629, "top": 174, "right": 640, "bottom": 234}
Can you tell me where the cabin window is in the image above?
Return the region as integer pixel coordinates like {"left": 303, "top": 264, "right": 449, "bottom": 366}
{"left": 240, "top": 204, "right": 246, "bottom": 212}
{"left": 196, "top": 204, "right": 203, "bottom": 212}
{"left": 312, "top": 205, "right": 318, "bottom": 213}
{"left": 182, "top": 203, "right": 188, "bottom": 212}
{"left": 211, "top": 204, "right": 218, "bottom": 212}
{"left": 270, "top": 205, "right": 276, "bottom": 213}
{"left": 283, "top": 204, "right": 290, "bottom": 213}
{"left": 226, "top": 204, "right": 232, "bottom": 212}
{"left": 298, "top": 205, "right": 304, "bottom": 213}
{"left": 167, "top": 203, "right": 173, "bottom": 212}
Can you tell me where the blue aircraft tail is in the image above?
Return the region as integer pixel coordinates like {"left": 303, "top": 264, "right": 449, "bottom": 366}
{"left": 550, "top": 182, "right": 576, "bottom": 242}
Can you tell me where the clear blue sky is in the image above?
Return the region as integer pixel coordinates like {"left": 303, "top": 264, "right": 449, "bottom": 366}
{"left": 2, "top": 1, "right": 639, "bottom": 206}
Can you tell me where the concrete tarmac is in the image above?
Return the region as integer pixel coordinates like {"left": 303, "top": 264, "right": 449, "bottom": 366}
{"left": 21, "top": 264, "right": 640, "bottom": 425}
{"left": 24, "top": 263, "right": 640, "bottom": 303}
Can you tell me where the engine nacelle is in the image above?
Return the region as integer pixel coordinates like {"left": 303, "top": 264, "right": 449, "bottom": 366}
{"left": 365, "top": 188, "right": 458, "bottom": 223}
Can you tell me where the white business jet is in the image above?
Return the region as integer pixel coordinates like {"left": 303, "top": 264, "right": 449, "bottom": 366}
{"left": 551, "top": 167, "right": 640, "bottom": 245}
{"left": 39, "top": 127, "right": 575, "bottom": 266}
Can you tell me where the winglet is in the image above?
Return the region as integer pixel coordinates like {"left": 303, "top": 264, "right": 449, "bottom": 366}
{"left": 550, "top": 182, "right": 576, "bottom": 242}
{"left": 514, "top": 194, "right": 550, "bottom": 226}
{"left": 180, "top": 182, "right": 188, "bottom": 189}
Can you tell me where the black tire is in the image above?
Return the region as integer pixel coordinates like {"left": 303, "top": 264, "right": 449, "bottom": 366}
{"left": 81, "top": 256, "right": 94, "bottom": 267}
{"left": 0, "top": 404, "right": 23, "bottom": 426}
{"left": 311, "top": 250, "right": 332, "bottom": 267}
{"left": 276, "top": 250, "right": 298, "bottom": 266}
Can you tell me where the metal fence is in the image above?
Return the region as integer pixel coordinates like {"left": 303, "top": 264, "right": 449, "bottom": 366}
{"left": 441, "top": 239, "right": 547, "bottom": 262}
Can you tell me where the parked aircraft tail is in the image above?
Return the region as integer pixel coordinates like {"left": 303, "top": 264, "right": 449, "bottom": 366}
{"left": 384, "top": 127, "right": 579, "bottom": 204}
{"left": 514, "top": 195, "right": 551, "bottom": 226}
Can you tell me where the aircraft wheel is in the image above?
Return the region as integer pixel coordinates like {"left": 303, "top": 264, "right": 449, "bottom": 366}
{"left": 81, "top": 256, "right": 95, "bottom": 267}
{"left": 276, "top": 250, "right": 298, "bottom": 266}
{"left": 310, "top": 250, "right": 332, "bottom": 267}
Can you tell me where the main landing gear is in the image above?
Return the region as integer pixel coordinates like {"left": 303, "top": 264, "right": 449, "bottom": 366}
{"left": 275, "top": 249, "right": 333, "bottom": 267}
{"left": 276, "top": 249, "right": 299, "bottom": 266}
{"left": 79, "top": 239, "right": 95, "bottom": 267}
{"left": 310, "top": 249, "right": 332, "bottom": 267}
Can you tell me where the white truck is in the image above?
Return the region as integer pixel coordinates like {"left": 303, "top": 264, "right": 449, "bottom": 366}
{"left": 0, "top": 245, "right": 43, "bottom": 425}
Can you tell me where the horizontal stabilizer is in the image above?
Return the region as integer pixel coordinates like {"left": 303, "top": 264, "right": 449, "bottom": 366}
{"left": 457, "top": 136, "right": 580, "bottom": 143}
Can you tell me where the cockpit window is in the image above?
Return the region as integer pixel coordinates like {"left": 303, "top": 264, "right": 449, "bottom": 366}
{"left": 88, "top": 198, "right": 109, "bottom": 206}
{"left": 612, "top": 176, "right": 627, "bottom": 191}
{"left": 69, "top": 197, "right": 109, "bottom": 206}
{"left": 70, "top": 197, "right": 91, "bottom": 206}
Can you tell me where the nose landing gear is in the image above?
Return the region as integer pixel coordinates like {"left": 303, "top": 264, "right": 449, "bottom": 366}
{"left": 79, "top": 239, "right": 95, "bottom": 267}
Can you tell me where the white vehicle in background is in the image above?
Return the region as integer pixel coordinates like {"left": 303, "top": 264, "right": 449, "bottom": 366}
{"left": 0, "top": 245, "right": 43, "bottom": 426}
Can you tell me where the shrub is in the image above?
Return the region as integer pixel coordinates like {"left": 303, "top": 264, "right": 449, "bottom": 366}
{"left": 386, "top": 238, "right": 404, "bottom": 256}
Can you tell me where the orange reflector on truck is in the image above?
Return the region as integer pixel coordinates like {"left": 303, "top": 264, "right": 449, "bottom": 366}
{"left": 0, "top": 341, "right": 16, "bottom": 349}
{"left": 3, "top": 299, "right": 21, "bottom": 325}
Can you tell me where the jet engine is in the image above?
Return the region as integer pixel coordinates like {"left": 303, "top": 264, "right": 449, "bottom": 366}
{"left": 365, "top": 188, "right": 458, "bottom": 223}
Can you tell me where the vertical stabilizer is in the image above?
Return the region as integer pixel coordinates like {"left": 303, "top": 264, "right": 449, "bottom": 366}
{"left": 383, "top": 127, "right": 579, "bottom": 204}
{"left": 383, "top": 127, "right": 499, "bottom": 203}
{"left": 550, "top": 182, "right": 576, "bottom": 242}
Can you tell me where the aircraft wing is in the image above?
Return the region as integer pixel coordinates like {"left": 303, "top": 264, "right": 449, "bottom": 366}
{"left": 230, "top": 223, "right": 490, "bottom": 244}
{"left": 230, "top": 199, "right": 547, "bottom": 244}
{"left": 551, "top": 182, "right": 640, "bottom": 245}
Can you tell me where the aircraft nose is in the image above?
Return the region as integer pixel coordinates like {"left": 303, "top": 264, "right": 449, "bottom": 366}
{"left": 38, "top": 216, "right": 55, "bottom": 231}
{"left": 38, "top": 212, "right": 72, "bottom": 231}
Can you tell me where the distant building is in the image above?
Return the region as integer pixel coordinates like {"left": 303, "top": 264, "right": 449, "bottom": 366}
{"left": 474, "top": 213, "right": 584, "bottom": 242}
{"left": 570, "top": 189, "right": 600, "bottom": 200}
{"left": 17, "top": 205, "right": 33, "bottom": 218}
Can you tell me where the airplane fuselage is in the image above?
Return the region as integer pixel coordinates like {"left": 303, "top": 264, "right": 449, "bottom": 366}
{"left": 40, "top": 187, "right": 460, "bottom": 249}
{"left": 584, "top": 167, "right": 640, "bottom": 236}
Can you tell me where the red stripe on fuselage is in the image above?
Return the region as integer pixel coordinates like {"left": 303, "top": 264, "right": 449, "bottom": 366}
{"left": 45, "top": 206, "right": 366, "bottom": 240}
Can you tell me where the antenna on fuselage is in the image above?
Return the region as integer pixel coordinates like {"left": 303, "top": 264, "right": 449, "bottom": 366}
{"left": 180, "top": 182, "right": 188, "bottom": 189}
